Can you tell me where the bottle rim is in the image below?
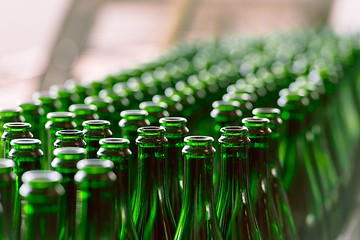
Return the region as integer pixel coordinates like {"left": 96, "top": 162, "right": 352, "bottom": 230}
{"left": 55, "top": 129, "right": 83, "bottom": 137}
{"left": 77, "top": 159, "right": 114, "bottom": 174}
{"left": 21, "top": 170, "right": 62, "bottom": 188}
{"left": 252, "top": 107, "right": 280, "bottom": 116}
{"left": 99, "top": 138, "right": 130, "bottom": 145}
{"left": 137, "top": 126, "right": 165, "bottom": 135}
{"left": 82, "top": 120, "right": 111, "bottom": 128}
{"left": 242, "top": 117, "right": 269, "bottom": 126}
{"left": 184, "top": 135, "right": 214, "bottom": 145}
{"left": 0, "top": 159, "right": 15, "bottom": 173}
{"left": 0, "top": 108, "right": 22, "bottom": 117}
{"left": 4, "top": 122, "right": 32, "bottom": 131}
{"left": 54, "top": 147, "right": 87, "bottom": 157}
{"left": 69, "top": 104, "right": 97, "bottom": 112}
{"left": 10, "top": 138, "right": 41, "bottom": 147}
{"left": 120, "top": 109, "right": 148, "bottom": 118}
{"left": 159, "top": 116, "right": 187, "bottom": 125}
{"left": 47, "top": 112, "right": 75, "bottom": 120}
{"left": 220, "top": 126, "right": 248, "bottom": 135}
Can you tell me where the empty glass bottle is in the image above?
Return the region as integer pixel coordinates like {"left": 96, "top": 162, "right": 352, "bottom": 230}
{"left": 50, "top": 86, "right": 73, "bottom": 111}
{"left": 69, "top": 104, "right": 99, "bottom": 130}
{"left": 242, "top": 117, "right": 283, "bottom": 240}
{"left": 18, "top": 101, "right": 42, "bottom": 139}
{"left": 97, "top": 138, "right": 138, "bottom": 240}
{"left": 54, "top": 129, "right": 86, "bottom": 149}
{"left": 175, "top": 136, "right": 223, "bottom": 240}
{"left": 133, "top": 126, "right": 176, "bottom": 239}
{"left": 83, "top": 120, "right": 112, "bottom": 158}
{"left": 0, "top": 159, "right": 16, "bottom": 240}
{"left": 139, "top": 101, "right": 169, "bottom": 125}
{"left": 84, "top": 96, "right": 115, "bottom": 131}
{"left": 2, "top": 122, "right": 33, "bottom": 158}
{"left": 45, "top": 112, "right": 77, "bottom": 168}
{"left": 216, "top": 126, "right": 261, "bottom": 240}
{"left": 253, "top": 108, "right": 298, "bottom": 240}
{"left": 19, "top": 170, "right": 65, "bottom": 239}
{"left": 75, "top": 159, "right": 116, "bottom": 239}
{"left": 160, "top": 117, "right": 189, "bottom": 222}
{"left": 52, "top": 147, "right": 86, "bottom": 240}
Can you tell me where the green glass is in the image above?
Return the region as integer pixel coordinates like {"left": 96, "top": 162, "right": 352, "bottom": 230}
{"left": 253, "top": 108, "right": 298, "bottom": 240}
{"left": 45, "top": 112, "right": 77, "bottom": 169}
{"left": 50, "top": 86, "right": 73, "bottom": 111}
{"left": 139, "top": 101, "right": 169, "bottom": 126}
{"left": 0, "top": 108, "right": 24, "bottom": 158}
{"left": 160, "top": 117, "right": 189, "bottom": 222}
{"left": 18, "top": 101, "right": 42, "bottom": 139}
{"left": 69, "top": 104, "right": 99, "bottom": 130}
{"left": 74, "top": 159, "right": 116, "bottom": 239}
{"left": 223, "top": 92, "right": 254, "bottom": 117}
{"left": 119, "top": 109, "right": 150, "bottom": 199}
{"left": 2, "top": 122, "right": 33, "bottom": 158}
{"left": 54, "top": 129, "right": 86, "bottom": 149}
{"left": 97, "top": 138, "right": 138, "bottom": 240}
{"left": 0, "top": 159, "right": 16, "bottom": 240}
{"left": 242, "top": 117, "right": 283, "bottom": 240}
{"left": 133, "top": 126, "right": 176, "bottom": 239}
{"left": 175, "top": 136, "right": 222, "bottom": 240}
{"left": 52, "top": 147, "right": 86, "bottom": 240}
{"left": 84, "top": 96, "right": 116, "bottom": 131}
{"left": 278, "top": 93, "right": 324, "bottom": 239}
{"left": 216, "top": 126, "right": 261, "bottom": 240}
{"left": 19, "top": 170, "right": 65, "bottom": 239}
{"left": 152, "top": 95, "right": 183, "bottom": 117}
{"left": 64, "top": 80, "right": 88, "bottom": 104}
{"left": 83, "top": 120, "right": 112, "bottom": 158}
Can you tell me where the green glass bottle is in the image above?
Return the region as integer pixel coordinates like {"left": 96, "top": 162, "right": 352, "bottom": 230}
{"left": 97, "top": 138, "right": 139, "bottom": 240}
{"left": 75, "top": 159, "right": 116, "bottom": 239}
{"left": 159, "top": 117, "right": 189, "bottom": 222}
{"left": 50, "top": 85, "right": 73, "bottom": 111}
{"left": 19, "top": 170, "right": 65, "bottom": 239}
{"left": 133, "top": 126, "right": 176, "bottom": 239}
{"left": 152, "top": 95, "right": 183, "bottom": 117}
{"left": 253, "top": 108, "right": 298, "bottom": 240}
{"left": 0, "top": 159, "right": 16, "bottom": 240}
{"left": 84, "top": 96, "right": 116, "bottom": 130}
{"left": 54, "top": 129, "right": 86, "bottom": 149}
{"left": 119, "top": 109, "right": 150, "bottom": 199}
{"left": 18, "top": 100, "right": 42, "bottom": 139}
{"left": 242, "top": 117, "right": 283, "bottom": 240}
{"left": 64, "top": 80, "right": 88, "bottom": 104}
{"left": 69, "top": 104, "right": 99, "bottom": 130}
{"left": 2, "top": 122, "right": 33, "bottom": 158}
{"left": 45, "top": 112, "right": 77, "bottom": 169}
{"left": 175, "top": 136, "right": 223, "bottom": 240}
{"left": 52, "top": 147, "right": 86, "bottom": 240}
{"left": 0, "top": 108, "right": 25, "bottom": 158}
{"left": 216, "top": 126, "right": 261, "bottom": 240}
{"left": 139, "top": 101, "right": 169, "bottom": 126}
{"left": 83, "top": 120, "right": 112, "bottom": 158}
{"left": 8, "top": 138, "right": 43, "bottom": 238}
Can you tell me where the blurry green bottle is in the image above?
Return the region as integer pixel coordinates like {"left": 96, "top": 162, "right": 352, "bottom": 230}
{"left": 175, "top": 136, "right": 223, "bottom": 240}
{"left": 19, "top": 170, "right": 65, "bottom": 240}
{"left": 18, "top": 101, "right": 42, "bottom": 139}
{"left": 2, "top": 122, "right": 33, "bottom": 158}
{"left": 139, "top": 101, "right": 169, "bottom": 126}
{"left": 69, "top": 104, "right": 99, "bottom": 130}
{"left": 54, "top": 129, "right": 86, "bottom": 149}
{"left": 83, "top": 120, "right": 112, "bottom": 158}
{"left": 52, "top": 147, "right": 86, "bottom": 240}
{"left": 84, "top": 96, "right": 116, "bottom": 131}
{"left": 160, "top": 117, "right": 189, "bottom": 222}
{"left": 133, "top": 126, "right": 176, "bottom": 239}
{"left": 97, "top": 138, "right": 139, "bottom": 240}
{"left": 75, "top": 159, "right": 116, "bottom": 239}
{"left": 8, "top": 138, "right": 43, "bottom": 239}
{"left": 64, "top": 80, "right": 88, "bottom": 104}
{"left": 278, "top": 93, "right": 324, "bottom": 239}
{"left": 0, "top": 159, "right": 16, "bottom": 240}
{"left": 242, "top": 117, "right": 283, "bottom": 240}
{"left": 152, "top": 95, "right": 183, "bottom": 117}
{"left": 223, "top": 92, "right": 254, "bottom": 117}
{"left": 216, "top": 126, "right": 261, "bottom": 240}
{"left": 253, "top": 108, "right": 298, "bottom": 240}
{"left": 119, "top": 110, "right": 150, "bottom": 200}
{"left": 45, "top": 112, "right": 77, "bottom": 169}
{"left": 50, "top": 86, "right": 73, "bottom": 111}
{"left": 0, "top": 108, "right": 24, "bottom": 158}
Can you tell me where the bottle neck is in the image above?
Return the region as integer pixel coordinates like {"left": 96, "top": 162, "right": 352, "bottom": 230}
{"left": 248, "top": 138, "right": 269, "bottom": 180}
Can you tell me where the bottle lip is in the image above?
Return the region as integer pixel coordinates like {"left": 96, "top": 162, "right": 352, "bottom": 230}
{"left": 137, "top": 126, "right": 165, "bottom": 135}
{"left": 4, "top": 122, "right": 32, "bottom": 131}
{"left": 120, "top": 109, "right": 148, "bottom": 118}
{"left": 55, "top": 129, "right": 83, "bottom": 137}
{"left": 99, "top": 138, "right": 130, "bottom": 146}
{"left": 0, "top": 159, "right": 15, "bottom": 173}
{"left": 139, "top": 101, "right": 166, "bottom": 113}
{"left": 212, "top": 100, "right": 240, "bottom": 109}
{"left": 159, "top": 117, "right": 187, "bottom": 125}
{"left": 32, "top": 91, "right": 56, "bottom": 101}
{"left": 184, "top": 135, "right": 214, "bottom": 145}
{"left": 0, "top": 108, "right": 22, "bottom": 117}
{"left": 69, "top": 104, "right": 97, "bottom": 112}
{"left": 21, "top": 170, "right": 62, "bottom": 188}
{"left": 220, "top": 126, "right": 248, "bottom": 135}
{"left": 252, "top": 107, "right": 280, "bottom": 117}
{"left": 77, "top": 159, "right": 114, "bottom": 174}
{"left": 84, "top": 96, "right": 111, "bottom": 107}
{"left": 11, "top": 138, "right": 41, "bottom": 147}
{"left": 47, "top": 112, "right": 75, "bottom": 120}
{"left": 242, "top": 117, "right": 269, "bottom": 126}
{"left": 18, "top": 100, "right": 40, "bottom": 110}
{"left": 83, "top": 120, "right": 110, "bottom": 128}
{"left": 54, "top": 147, "right": 87, "bottom": 157}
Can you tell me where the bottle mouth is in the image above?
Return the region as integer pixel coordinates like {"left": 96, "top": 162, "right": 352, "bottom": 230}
{"left": 159, "top": 117, "right": 187, "bottom": 125}
{"left": 18, "top": 101, "right": 40, "bottom": 110}
{"left": 84, "top": 97, "right": 111, "bottom": 107}
{"left": 220, "top": 126, "right": 248, "bottom": 135}
{"left": 11, "top": 138, "right": 41, "bottom": 147}
{"left": 22, "top": 170, "right": 62, "bottom": 188}
{"left": 69, "top": 104, "right": 97, "bottom": 112}
{"left": 0, "top": 159, "right": 15, "bottom": 173}
{"left": 33, "top": 91, "right": 56, "bottom": 101}
{"left": 4, "top": 122, "right": 31, "bottom": 131}
{"left": 54, "top": 147, "right": 87, "bottom": 159}
{"left": 120, "top": 109, "right": 148, "bottom": 118}
{"left": 184, "top": 136, "right": 214, "bottom": 146}
{"left": 99, "top": 138, "right": 130, "bottom": 146}
{"left": 242, "top": 117, "right": 269, "bottom": 127}
{"left": 0, "top": 108, "right": 22, "bottom": 117}
{"left": 56, "top": 129, "right": 83, "bottom": 137}
{"left": 212, "top": 100, "right": 240, "bottom": 109}
{"left": 77, "top": 159, "right": 114, "bottom": 174}
{"left": 252, "top": 108, "right": 280, "bottom": 118}
{"left": 47, "top": 112, "right": 75, "bottom": 120}
{"left": 137, "top": 126, "right": 165, "bottom": 135}
{"left": 83, "top": 120, "right": 110, "bottom": 128}
{"left": 139, "top": 101, "right": 166, "bottom": 113}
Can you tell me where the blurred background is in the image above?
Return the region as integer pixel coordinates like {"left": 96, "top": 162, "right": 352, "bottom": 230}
{"left": 0, "top": 0, "right": 359, "bottom": 108}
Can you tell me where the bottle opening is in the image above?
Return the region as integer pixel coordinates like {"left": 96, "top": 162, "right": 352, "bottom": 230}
{"left": 0, "top": 108, "right": 22, "bottom": 117}
{"left": 4, "top": 122, "right": 31, "bottom": 130}
{"left": 83, "top": 120, "right": 111, "bottom": 128}
{"left": 22, "top": 170, "right": 62, "bottom": 188}
{"left": 242, "top": 117, "right": 269, "bottom": 126}
{"left": 54, "top": 147, "right": 87, "bottom": 157}
{"left": 47, "top": 112, "right": 75, "bottom": 120}
{"left": 0, "top": 159, "right": 15, "bottom": 172}
{"left": 184, "top": 135, "right": 214, "bottom": 146}
{"left": 77, "top": 159, "right": 114, "bottom": 174}
{"left": 120, "top": 109, "right": 148, "bottom": 118}
{"left": 69, "top": 104, "right": 97, "bottom": 112}
{"left": 56, "top": 129, "right": 83, "bottom": 137}
{"left": 11, "top": 138, "right": 41, "bottom": 146}
{"left": 252, "top": 107, "right": 280, "bottom": 117}
{"left": 99, "top": 138, "right": 130, "bottom": 145}
{"left": 137, "top": 126, "right": 165, "bottom": 135}
{"left": 220, "top": 126, "right": 248, "bottom": 135}
{"left": 159, "top": 117, "right": 187, "bottom": 125}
